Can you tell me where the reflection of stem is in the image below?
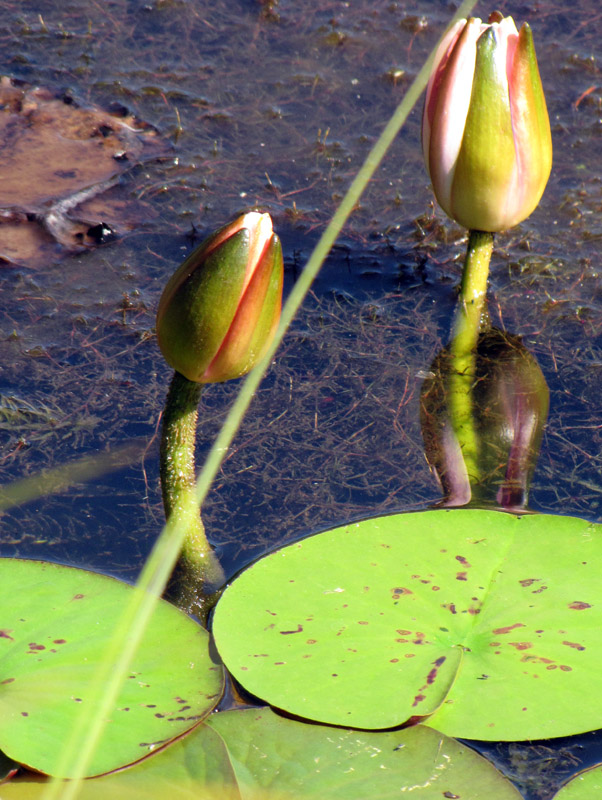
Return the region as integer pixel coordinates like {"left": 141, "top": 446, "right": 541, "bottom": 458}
{"left": 160, "top": 371, "right": 225, "bottom": 617}
{"left": 448, "top": 230, "right": 494, "bottom": 494}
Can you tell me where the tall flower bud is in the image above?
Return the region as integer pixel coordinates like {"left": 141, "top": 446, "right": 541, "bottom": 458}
{"left": 422, "top": 13, "right": 552, "bottom": 232}
{"left": 420, "top": 329, "right": 549, "bottom": 510}
{"left": 157, "top": 212, "right": 283, "bottom": 383}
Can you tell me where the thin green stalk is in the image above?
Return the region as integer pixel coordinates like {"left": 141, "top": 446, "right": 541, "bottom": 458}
{"left": 0, "top": 441, "right": 144, "bottom": 511}
{"left": 448, "top": 229, "right": 494, "bottom": 491}
{"left": 160, "top": 370, "right": 225, "bottom": 614}
{"left": 41, "top": 2, "right": 478, "bottom": 795}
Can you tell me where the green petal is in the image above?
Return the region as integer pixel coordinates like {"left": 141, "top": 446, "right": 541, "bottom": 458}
{"left": 157, "top": 230, "right": 250, "bottom": 382}
{"left": 451, "top": 26, "right": 516, "bottom": 231}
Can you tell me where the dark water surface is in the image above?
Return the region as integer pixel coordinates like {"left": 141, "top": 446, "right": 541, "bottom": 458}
{"left": 0, "top": 0, "right": 601, "bottom": 796}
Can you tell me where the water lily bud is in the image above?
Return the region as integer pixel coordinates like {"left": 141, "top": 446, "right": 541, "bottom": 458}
{"left": 422, "top": 13, "right": 552, "bottom": 232}
{"left": 420, "top": 329, "right": 549, "bottom": 509}
{"left": 157, "top": 212, "right": 283, "bottom": 383}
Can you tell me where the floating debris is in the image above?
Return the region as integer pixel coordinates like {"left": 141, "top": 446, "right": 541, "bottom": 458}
{"left": 0, "top": 77, "right": 170, "bottom": 268}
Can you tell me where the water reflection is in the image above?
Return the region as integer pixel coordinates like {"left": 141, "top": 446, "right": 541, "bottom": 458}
{"left": 421, "top": 327, "right": 549, "bottom": 510}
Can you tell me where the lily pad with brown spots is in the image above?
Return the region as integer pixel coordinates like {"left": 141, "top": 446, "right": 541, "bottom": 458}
{"left": 213, "top": 508, "right": 602, "bottom": 740}
{"left": 0, "top": 558, "right": 223, "bottom": 777}
{"left": 0, "top": 77, "right": 169, "bottom": 267}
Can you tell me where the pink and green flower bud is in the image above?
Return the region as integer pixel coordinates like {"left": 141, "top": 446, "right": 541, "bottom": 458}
{"left": 422, "top": 13, "right": 552, "bottom": 232}
{"left": 157, "top": 212, "right": 283, "bottom": 383}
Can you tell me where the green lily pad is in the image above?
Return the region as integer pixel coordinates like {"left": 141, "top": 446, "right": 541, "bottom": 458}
{"left": 0, "top": 558, "right": 223, "bottom": 777}
{"left": 552, "top": 766, "right": 602, "bottom": 798}
{"left": 0, "top": 708, "right": 522, "bottom": 799}
{"left": 213, "top": 509, "right": 602, "bottom": 740}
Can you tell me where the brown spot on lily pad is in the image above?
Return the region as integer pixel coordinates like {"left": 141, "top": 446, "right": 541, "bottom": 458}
{"left": 280, "top": 624, "right": 303, "bottom": 635}
{"left": 391, "top": 587, "right": 413, "bottom": 598}
{"left": 519, "top": 578, "right": 540, "bottom": 587}
{"left": 568, "top": 601, "right": 592, "bottom": 610}
{"left": 492, "top": 623, "right": 525, "bottom": 635}
{"left": 0, "top": 78, "right": 169, "bottom": 268}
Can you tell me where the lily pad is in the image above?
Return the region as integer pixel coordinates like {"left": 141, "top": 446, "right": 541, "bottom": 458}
{"left": 213, "top": 508, "right": 602, "bottom": 740}
{"left": 0, "top": 77, "right": 168, "bottom": 267}
{"left": 0, "top": 558, "right": 223, "bottom": 776}
{"left": 552, "top": 765, "right": 602, "bottom": 799}
{"left": 0, "top": 708, "right": 522, "bottom": 799}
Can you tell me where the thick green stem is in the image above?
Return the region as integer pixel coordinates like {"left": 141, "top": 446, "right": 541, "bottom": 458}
{"left": 160, "top": 370, "right": 224, "bottom": 616}
{"left": 448, "top": 230, "right": 494, "bottom": 495}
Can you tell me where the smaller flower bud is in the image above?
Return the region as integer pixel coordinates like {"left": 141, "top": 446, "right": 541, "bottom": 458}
{"left": 157, "top": 212, "right": 283, "bottom": 383}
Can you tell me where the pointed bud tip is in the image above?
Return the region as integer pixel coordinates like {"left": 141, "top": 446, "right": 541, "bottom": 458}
{"left": 236, "top": 210, "right": 273, "bottom": 236}
{"left": 218, "top": 211, "right": 273, "bottom": 250}
{"left": 254, "top": 211, "right": 275, "bottom": 244}
{"left": 243, "top": 212, "right": 275, "bottom": 282}
{"left": 240, "top": 210, "right": 273, "bottom": 231}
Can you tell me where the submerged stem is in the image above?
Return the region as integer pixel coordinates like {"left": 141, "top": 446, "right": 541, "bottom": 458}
{"left": 160, "top": 370, "right": 224, "bottom": 615}
{"left": 448, "top": 229, "right": 494, "bottom": 493}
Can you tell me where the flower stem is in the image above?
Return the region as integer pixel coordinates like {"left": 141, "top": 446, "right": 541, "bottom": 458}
{"left": 448, "top": 229, "right": 494, "bottom": 496}
{"left": 160, "top": 370, "right": 224, "bottom": 616}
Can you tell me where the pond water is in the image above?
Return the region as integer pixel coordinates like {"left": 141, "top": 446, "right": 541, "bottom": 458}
{"left": 0, "top": 0, "right": 600, "bottom": 796}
